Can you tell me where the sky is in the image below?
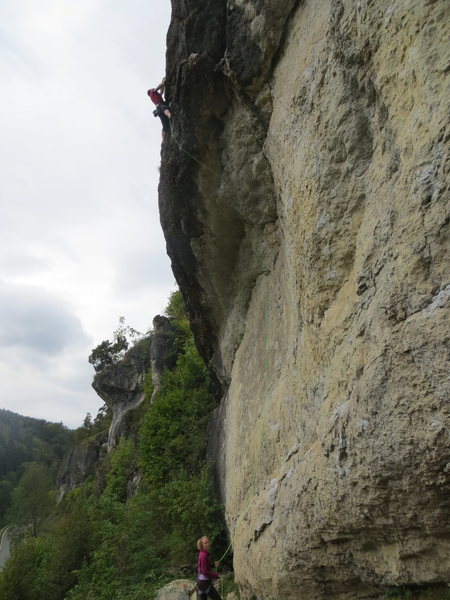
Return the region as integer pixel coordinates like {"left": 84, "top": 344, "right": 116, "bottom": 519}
{"left": 0, "top": 0, "right": 175, "bottom": 428}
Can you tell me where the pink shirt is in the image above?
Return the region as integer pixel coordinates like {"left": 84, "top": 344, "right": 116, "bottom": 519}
{"left": 148, "top": 89, "right": 164, "bottom": 105}
{"left": 197, "top": 550, "right": 219, "bottom": 580}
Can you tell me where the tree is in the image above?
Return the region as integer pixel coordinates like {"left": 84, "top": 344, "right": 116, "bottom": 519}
{"left": 88, "top": 336, "right": 128, "bottom": 372}
{"left": 0, "top": 479, "right": 14, "bottom": 522}
{"left": 9, "top": 462, "right": 54, "bottom": 536}
{"left": 88, "top": 317, "right": 146, "bottom": 373}
{"left": 83, "top": 413, "right": 93, "bottom": 430}
{"left": 164, "top": 290, "right": 187, "bottom": 322}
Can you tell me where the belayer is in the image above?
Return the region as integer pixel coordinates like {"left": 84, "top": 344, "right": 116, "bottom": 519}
{"left": 147, "top": 77, "right": 172, "bottom": 142}
{"left": 196, "top": 536, "right": 222, "bottom": 600}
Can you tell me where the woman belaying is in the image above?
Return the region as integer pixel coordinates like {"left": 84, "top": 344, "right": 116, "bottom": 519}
{"left": 196, "top": 536, "right": 222, "bottom": 600}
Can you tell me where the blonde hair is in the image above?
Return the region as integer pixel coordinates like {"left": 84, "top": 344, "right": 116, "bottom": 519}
{"left": 197, "top": 536, "right": 208, "bottom": 551}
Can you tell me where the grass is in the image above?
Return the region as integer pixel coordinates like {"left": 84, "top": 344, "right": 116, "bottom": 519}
{"left": 218, "top": 573, "right": 240, "bottom": 598}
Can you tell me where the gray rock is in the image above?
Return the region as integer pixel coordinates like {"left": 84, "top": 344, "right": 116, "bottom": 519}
{"left": 56, "top": 441, "right": 100, "bottom": 502}
{"left": 160, "top": 0, "right": 450, "bottom": 598}
{"left": 155, "top": 579, "right": 196, "bottom": 600}
{"left": 93, "top": 337, "right": 151, "bottom": 451}
{"left": 150, "top": 315, "right": 182, "bottom": 403}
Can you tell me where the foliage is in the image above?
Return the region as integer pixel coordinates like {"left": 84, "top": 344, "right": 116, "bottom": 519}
{"left": 140, "top": 336, "right": 214, "bottom": 486}
{"left": 74, "top": 404, "right": 112, "bottom": 445}
{"left": 102, "top": 437, "right": 136, "bottom": 502}
{"left": 139, "top": 330, "right": 225, "bottom": 563}
{"left": 88, "top": 336, "right": 128, "bottom": 373}
{"left": 0, "top": 409, "right": 73, "bottom": 524}
{"left": 161, "top": 290, "right": 192, "bottom": 365}
{"left": 62, "top": 488, "right": 174, "bottom": 600}
{"left": 164, "top": 290, "right": 189, "bottom": 326}
{"left": 88, "top": 317, "right": 145, "bottom": 373}
{"left": 0, "top": 486, "right": 96, "bottom": 600}
{"left": 383, "top": 586, "right": 450, "bottom": 600}
{"left": 0, "top": 535, "right": 56, "bottom": 600}
{"left": 8, "top": 462, "right": 54, "bottom": 536}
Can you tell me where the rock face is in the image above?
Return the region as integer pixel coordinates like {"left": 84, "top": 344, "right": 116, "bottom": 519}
{"left": 93, "top": 337, "right": 152, "bottom": 451}
{"left": 150, "top": 315, "right": 182, "bottom": 402}
{"left": 92, "top": 318, "right": 180, "bottom": 451}
{"left": 56, "top": 440, "right": 101, "bottom": 502}
{"left": 160, "top": 1, "right": 450, "bottom": 598}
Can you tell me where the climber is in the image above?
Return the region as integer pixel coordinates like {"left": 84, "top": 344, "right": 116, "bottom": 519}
{"left": 196, "top": 536, "right": 222, "bottom": 600}
{"left": 147, "top": 77, "right": 172, "bottom": 142}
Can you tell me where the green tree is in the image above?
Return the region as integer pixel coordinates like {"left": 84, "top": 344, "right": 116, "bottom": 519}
{"left": 140, "top": 336, "right": 214, "bottom": 486}
{"left": 0, "top": 479, "right": 14, "bottom": 522}
{"left": 9, "top": 462, "right": 54, "bottom": 536}
{"left": 164, "top": 290, "right": 188, "bottom": 322}
{"left": 139, "top": 335, "right": 225, "bottom": 563}
{"left": 88, "top": 336, "right": 128, "bottom": 372}
{"left": 103, "top": 437, "right": 136, "bottom": 502}
{"left": 88, "top": 317, "right": 146, "bottom": 373}
{"left": 0, "top": 535, "right": 56, "bottom": 600}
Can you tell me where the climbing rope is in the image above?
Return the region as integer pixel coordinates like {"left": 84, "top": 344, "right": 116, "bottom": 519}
{"left": 215, "top": 296, "right": 275, "bottom": 573}
{"left": 169, "top": 118, "right": 220, "bottom": 177}
{"left": 165, "top": 114, "right": 277, "bottom": 585}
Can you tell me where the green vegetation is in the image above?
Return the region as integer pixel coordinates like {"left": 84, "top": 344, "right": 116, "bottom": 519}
{"left": 88, "top": 317, "right": 144, "bottom": 373}
{"left": 9, "top": 462, "right": 54, "bottom": 536}
{"left": 73, "top": 404, "right": 112, "bottom": 445}
{"left": 383, "top": 585, "right": 450, "bottom": 600}
{"left": 0, "top": 292, "right": 229, "bottom": 600}
{"left": 139, "top": 333, "right": 224, "bottom": 564}
{"left": 0, "top": 410, "right": 73, "bottom": 525}
{"left": 219, "top": 574, "right": 240, "bottom": 598}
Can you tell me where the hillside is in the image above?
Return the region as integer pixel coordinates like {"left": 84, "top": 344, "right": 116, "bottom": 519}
{"left": 0, "top": 409, "right": 73, "bottom": 523}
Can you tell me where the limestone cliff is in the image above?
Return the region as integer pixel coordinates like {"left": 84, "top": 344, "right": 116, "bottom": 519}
{"left": 93, "top": 336, "right": 151, "bottom": 451}
{"left": 56, "top": 439, "right": 102, "bottom": 503}
{"left": 159, "top": 1, "right": 450, "bottom": 598}
{"left": 93, "top": 317, "right": 180, "bottom": 451}
{"left": 56, "top": 317, "right": 181, "bottom": 500}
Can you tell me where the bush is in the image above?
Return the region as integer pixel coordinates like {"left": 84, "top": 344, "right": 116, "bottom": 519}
{"left": 383, "top": 585, "right": 450, "bottom": 600}
{"left": 0, "top": 535, "right": 58, "bottom": 600}
{"left": 103, "top": 437, "right": 136, "bottom": 502}
{"left": 139, "top": 336, "right": 215, "bottom": 487}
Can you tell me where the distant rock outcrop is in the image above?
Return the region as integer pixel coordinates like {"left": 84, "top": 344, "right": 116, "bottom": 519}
{"left": 56, "top": 317, "right": 181, "bottom": 500}
{"left": 92, "top": 317, "right": 181, "bottom": 451}
{"left": 160, "top": 0, "right": 450, "bottom": 598}
{"left": 56, "top": 439, "right": 101, "bottom": 503}
{"left": 150, "top": 315, "right": 181, "bottom": 402}
{"left": 92, "top": 336, "right": 151, "bottom": 451}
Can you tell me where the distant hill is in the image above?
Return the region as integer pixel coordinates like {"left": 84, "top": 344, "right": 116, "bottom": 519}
{"left": 0, "top": 409, "right": 74, "bottom": 523}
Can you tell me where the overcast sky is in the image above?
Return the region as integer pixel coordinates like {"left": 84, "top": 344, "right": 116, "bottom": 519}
{"left": 0, "top": 1, "right": 175, "bottom": 428}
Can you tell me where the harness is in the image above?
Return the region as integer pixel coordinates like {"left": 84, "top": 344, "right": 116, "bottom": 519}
{"left": 197, "top": 583, "right": 211, "bottom": 598}
{"left": 153, "top": 102, "right": 170, "bottom": 118}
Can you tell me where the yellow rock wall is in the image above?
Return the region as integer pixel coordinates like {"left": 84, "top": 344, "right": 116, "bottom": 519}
{"left": 218, "top": 1, "right": 450, "bottom": 598}
{"left": 161, "top": 1, "right": 450, "bottom": 597}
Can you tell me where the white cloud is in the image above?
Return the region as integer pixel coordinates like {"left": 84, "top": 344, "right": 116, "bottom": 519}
{"left": 0, "top": 281, "right": 89, "bottom": 355}
{"left": 0, "top": 0, "right": 174, "bottom": 427}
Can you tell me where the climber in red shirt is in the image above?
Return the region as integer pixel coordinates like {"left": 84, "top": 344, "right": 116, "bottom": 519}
{"left": 147, "top": 77, "right": 172, "bottom": 142}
